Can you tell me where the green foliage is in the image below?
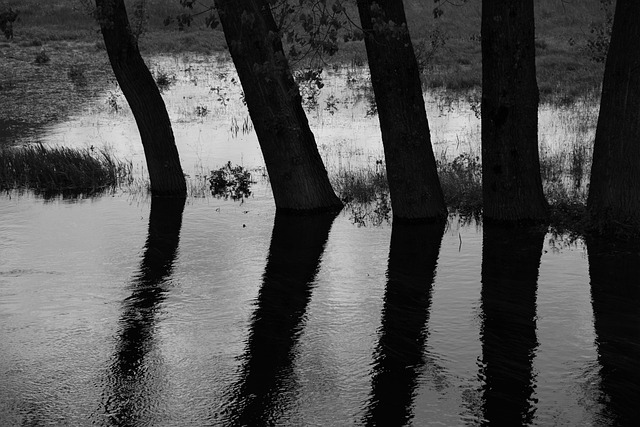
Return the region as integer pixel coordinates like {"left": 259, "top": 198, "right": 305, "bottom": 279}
{"left": 209, "top": 162, "right": 254, "bottom": 201}
{"left": 0, "top": 144, "right": 132, "bottom": 196}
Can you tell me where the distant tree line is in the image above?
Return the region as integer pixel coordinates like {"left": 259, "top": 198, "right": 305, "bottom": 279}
{"left": 91, "top": 0, "right": 639, "bottom": 235}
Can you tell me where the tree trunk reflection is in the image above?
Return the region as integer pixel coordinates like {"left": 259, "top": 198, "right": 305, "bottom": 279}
{"left": 101, "top": 197, "right": 186, "bottom": 425}
{"left": 223, "top": 212, "right": 337, "bottom": 425}
{"left": 479, "top": 224, "right": 544, "bottom": 425}
{"left": 587, "top": 237, "right": 640, "bottom": 425}
{"left": 363, "top": 221, "right": 446, "bottom": 426}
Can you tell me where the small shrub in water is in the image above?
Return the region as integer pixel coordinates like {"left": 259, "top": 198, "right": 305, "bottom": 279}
{"left": 209, "top": 162, "right": 253, "bottom": 201}
{"left": 195, "top": 105, "right": 208, "bottom": 117}
{"left": 155, "top": 69, "right": 175, "bottom": 92}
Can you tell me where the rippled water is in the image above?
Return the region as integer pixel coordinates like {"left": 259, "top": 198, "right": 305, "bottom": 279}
{"left": 2, "top": 56, "right": 638, "bottom": 426}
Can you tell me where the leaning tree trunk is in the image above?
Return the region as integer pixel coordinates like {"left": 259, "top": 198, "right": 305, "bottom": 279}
{"left": 481, "top": 0, "right": 548, "bottom": 222}
{"left": 587, "top": 0, "right": 640, "bottom": 233}
{"left": 356, "top": 0, "right": 446, "bottom": 222}
{"left": 214, "top": 0, "right": 342, "bottom": 213}
{"left": 95, "top": 0, "right": 186, "bottom": 197}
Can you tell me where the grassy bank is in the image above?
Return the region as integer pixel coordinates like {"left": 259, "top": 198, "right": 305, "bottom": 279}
{"left": 1, "top": 1, "right": 608, "bottom": 86}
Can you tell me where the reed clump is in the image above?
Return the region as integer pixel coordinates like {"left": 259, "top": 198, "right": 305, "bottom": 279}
{"left": 0, "top": 143, "right": 132, "bottom": 196}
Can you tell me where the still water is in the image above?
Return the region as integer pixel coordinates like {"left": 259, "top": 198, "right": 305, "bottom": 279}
{"left": 1, "top": 55, "right": 638, "bottom": 426}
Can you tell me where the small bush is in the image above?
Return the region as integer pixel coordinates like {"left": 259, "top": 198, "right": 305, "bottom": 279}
{"left": 195, "top": 105, "right": 208, "bottom": 117}
{"left": 155, "top": 69, "right": 175, "bottom": 92}
{"left": 209, "top": 162, "right": 254, "bottom": 201}
{"left": 68, "top": 64, "right": 87, "bottom": 86}
{"left": 106, "top": 91, "right": 120, "bottom": 112}
{"left": 34, "top": 49, "right": 50, "bottom": 64}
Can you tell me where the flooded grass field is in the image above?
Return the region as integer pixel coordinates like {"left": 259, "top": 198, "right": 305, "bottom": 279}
{"left": 1, "top": 55, "right": 638, "bottom": 426}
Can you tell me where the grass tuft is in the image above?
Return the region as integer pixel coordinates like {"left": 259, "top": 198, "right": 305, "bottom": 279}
{"left": 0, "top": 143, "right": 132, "bottom": 197}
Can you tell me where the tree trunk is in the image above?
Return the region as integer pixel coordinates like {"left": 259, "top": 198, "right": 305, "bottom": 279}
{"left": 587, "top": 0, "right": 640, "bottom": 233}
{"left": 481, "top": 0, "right": 548, "bottom": 222}
{"left": 95, "top": 0, "right": 186, "bottom": 197}
{"left": 214, "top": 0, "right": 342, "bottom": 213}
{"left": 356, "top": 0, "right": 446, "bottom": 222}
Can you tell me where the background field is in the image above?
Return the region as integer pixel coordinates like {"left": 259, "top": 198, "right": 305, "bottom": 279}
{"left": 0, "top": 0, "right": 610, "bottom": 145}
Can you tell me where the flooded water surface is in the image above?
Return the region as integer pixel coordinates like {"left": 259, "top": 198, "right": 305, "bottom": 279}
{"left": 1, "top": 56, "right": 638, "bottom": 426}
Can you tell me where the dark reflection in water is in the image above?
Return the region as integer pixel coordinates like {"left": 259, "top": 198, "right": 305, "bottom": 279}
{"left": 363, "top": 221, "right": 446, "bottom": 426}
{"left": 587, "top": 237, "right": 640, "bottom": 426}
{"left": 479, "top": 224, "right": 545, "bottom": 426}
{"left": 100, "top": 197, "right": 186, "bottom": 426}
{"left": 221, "top": 212, "right": 338, "bottom": 426}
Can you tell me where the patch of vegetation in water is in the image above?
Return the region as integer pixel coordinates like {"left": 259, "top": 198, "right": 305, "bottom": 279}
{"left": 209, "top": 161, "right": 254, "bottom": 201}
{"left": 0, "top": 143, "right": 132, "bottom": 196}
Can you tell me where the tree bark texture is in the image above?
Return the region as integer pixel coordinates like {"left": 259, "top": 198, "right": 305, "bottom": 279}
{"left": 587, "top": 0, "right": 640, "bottom": 233}
{"left": 481, "top": 0, "right": 548, "bottom": 222}
{"left": 356, "top": 0, "right": 447, "bottom": 222}
{"left": 95, "top": 0, "right": 186, "bottom": 197}
{"left": 215, "top": 0, "right": 342, "bottom": 213}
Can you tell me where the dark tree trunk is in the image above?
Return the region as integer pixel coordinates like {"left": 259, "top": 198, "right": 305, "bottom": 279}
{"left": 587, "top": 0, "right": 640, "bottom": 233}
{"left": 214, "top": 0, "right": 342, "bottom": 213}
{"left": 481, "top": 0, "right": 548, "bottom": 222}
{"left": 480, "top": 224, "right": 544, "bottom": 425}
{"left": 95, "top": 0, "right": 186, "bottom": 197}
{"left": 356, "top": 0, "right": 446, "bottom": 222}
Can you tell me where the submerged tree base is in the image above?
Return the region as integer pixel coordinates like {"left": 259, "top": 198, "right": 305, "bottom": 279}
{"left": 0, "top": 143, "right": 132, "bottom": 197}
